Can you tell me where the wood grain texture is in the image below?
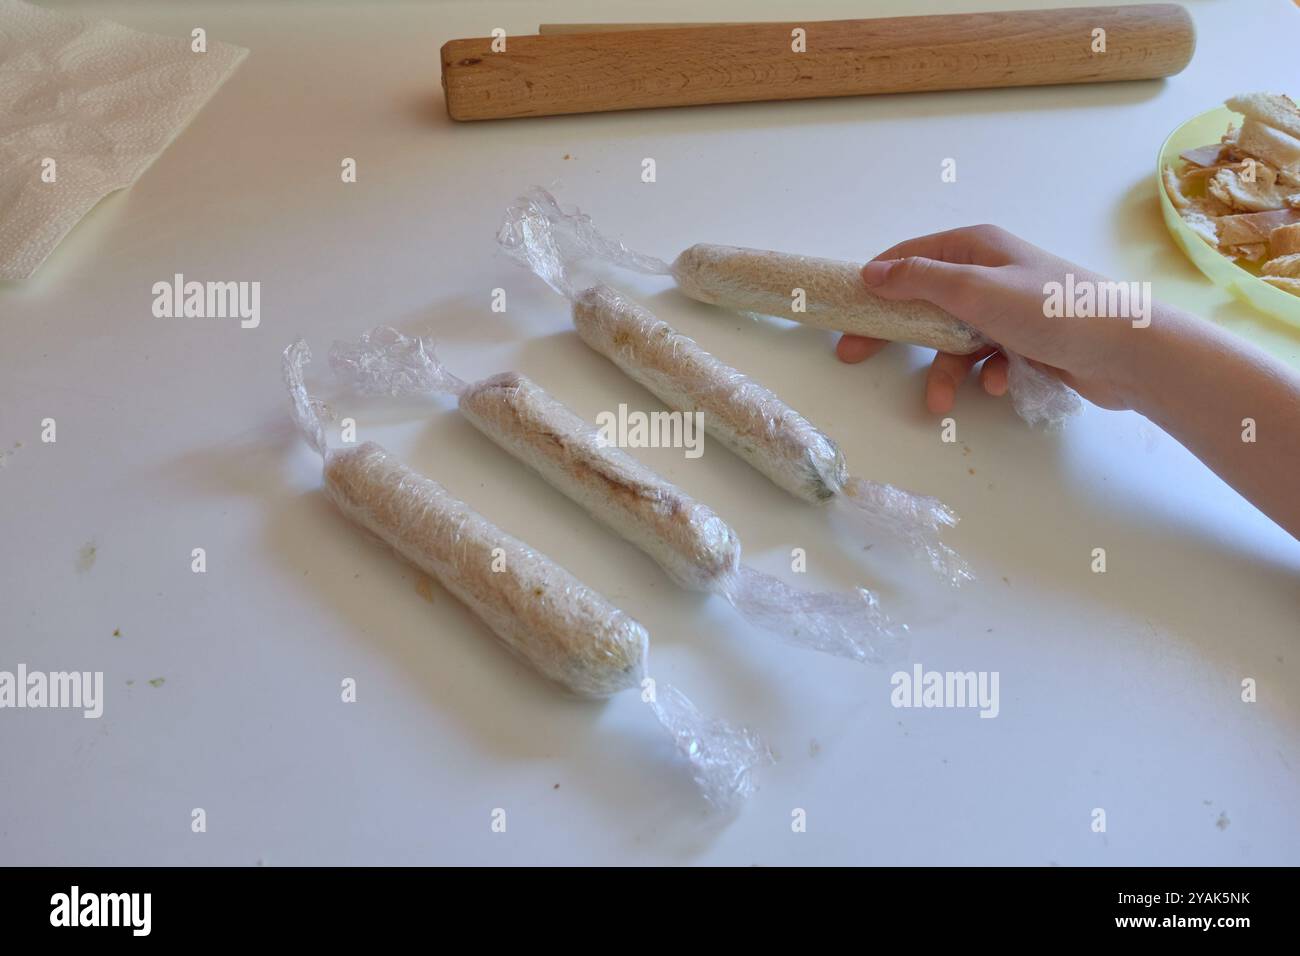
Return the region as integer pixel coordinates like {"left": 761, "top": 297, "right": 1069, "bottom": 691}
{"left": 441, "top": 5, "right": 1195, "bottom": 121}
{"left": 538, "top": 23, "right": 743, "bottom": 35}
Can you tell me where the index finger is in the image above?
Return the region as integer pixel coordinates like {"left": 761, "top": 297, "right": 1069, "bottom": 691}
{"left": 836, "top": 334, "right": 890, "bottom": 363}
{"left": 871, "top": 225, "right": 1013, "bottom": 268}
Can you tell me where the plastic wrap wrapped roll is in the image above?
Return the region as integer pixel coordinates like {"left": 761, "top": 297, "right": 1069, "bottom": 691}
{"left": 671, "top": 243, "right": 985, "bottom": 355}
{"left": 459, "top": 371, "right": 740, "bottom": 593}
{"left": 571, "top": 285, "right": 971, "bottom": 584}
{"left": 497, "top": 186, "right": 1081, "bottom": 429}
{"left": 329, "top": 328, "right": 907, "bottom": 665}
{"left": 574, "top": 286, "right": 845, "bottom": 503}
{"left": 325, "top": 440, "right": 646, "bottom": 697}
{"left": 282, "top": 340, "right": 769, "bottom": 809}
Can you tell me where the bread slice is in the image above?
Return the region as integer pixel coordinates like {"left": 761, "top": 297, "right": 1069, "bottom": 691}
{"left": 1217, "top": 208, "right": 1300, "bottom": 246}
{"left": 1183, "top": 210, "right": 1220, "bottom": 247}
{"left": 1261, "top": 275, "right": 1300, "bottom": 297}
{"left": 1236, "top": 119, "right": 1300, "bottom": 185}
{"left": 1180, "top": 144, "right": 1227, "bottom": 167}
{"left": 1207, "top": 163, "right": 1288, "bottom": 212}
{"left": 1261, "top": 253, "right": 1300, "bottom": 278}
{"left": 1230, "top": 243, "right": 1269, "bottom": 262}
{"left": 1226, "top": 93, "right": 1300, "bottom": 140}
{"left": 1270, "top": 223, "right": 1300, "bottom": 256}
{"left": 1162, "top": 164, "right": 1193, "bottom": 210}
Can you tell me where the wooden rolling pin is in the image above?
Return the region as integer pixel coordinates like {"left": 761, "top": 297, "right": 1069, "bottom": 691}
{"left": 441, "top": 4, "right": 1194, "bottom": 121}
{"left": 537, "top": 23, "right": 746, "bottom": 35}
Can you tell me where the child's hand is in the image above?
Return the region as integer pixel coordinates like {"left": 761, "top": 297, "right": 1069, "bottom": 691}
{"left": 836, "top": 225, "right": 1300, "bottom": 540}
{"left": 836, "top": 225, "right": 1138, "bottom": 413}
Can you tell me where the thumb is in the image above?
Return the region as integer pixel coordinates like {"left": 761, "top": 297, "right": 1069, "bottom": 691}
{"left": 861, "top": 257, "right": 979, "bottom": 318}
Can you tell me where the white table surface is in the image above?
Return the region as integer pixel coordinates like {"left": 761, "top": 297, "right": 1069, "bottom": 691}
{"left": 2, "top": 0, "right": 1298, "bottom": 866}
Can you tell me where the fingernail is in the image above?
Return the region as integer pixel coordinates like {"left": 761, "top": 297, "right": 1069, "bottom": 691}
{"left": 861, "top": 259, "right": 895, "bottom": 287}
{"left": 928, "top": 372, "right": 956, "bottom": 413}
{"left": 928, "top": 382, "right": 954, "bottom": 415}
{"left": 836, "top": 336, "right": 868, "bottom": 363}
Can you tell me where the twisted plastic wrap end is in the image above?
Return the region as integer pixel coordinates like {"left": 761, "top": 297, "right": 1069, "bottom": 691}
{"left": 282, "top": 339, "right": 330, "bottom": 459}
{"left": 647, "top": 682, "right": 772, "bottom": 813}
{"left": 720, "top": 565, "right": 908, "bottom": 665}
{"left": 840, "top": 476, "right": 974, "bottom": 587}
{"left": 497, "top": 186, "right": 672, "bottom": 300}
{"left": 1006, "top": 353, "right": 1083, "bottom": 429}
{"left": 329, "top": 326, "right": 468, "bottom": 399}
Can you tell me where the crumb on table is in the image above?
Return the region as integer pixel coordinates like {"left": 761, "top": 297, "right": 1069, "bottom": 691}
{"left": 76, "top": 541, "right": 97, "bottom": 572}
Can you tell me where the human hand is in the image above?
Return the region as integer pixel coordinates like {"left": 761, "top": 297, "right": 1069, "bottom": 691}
{"left": 836, "top": 225, "right": 1141, "bottom": 413}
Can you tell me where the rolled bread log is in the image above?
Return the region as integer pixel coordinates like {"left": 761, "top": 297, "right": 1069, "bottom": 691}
{"left": 457, "top": 371, "right": 742, "bottom": 593}
{"left": 573, "top": 284, "right": 847, "bottom": 504}
{"left": 325, "top": 440, "right": 647, "bottom": 698}
{"left": 671, "top": 243, "right": 985, "bottom": 354}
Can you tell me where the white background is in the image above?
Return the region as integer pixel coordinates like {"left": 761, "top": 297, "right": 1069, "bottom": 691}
{"left": 1, "top": 0, "right": 1298, "bottom": 865}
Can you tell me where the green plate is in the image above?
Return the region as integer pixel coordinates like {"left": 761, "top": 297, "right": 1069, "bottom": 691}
{"left": 1157, "top": 106, "right": 1300, "bottom": 328}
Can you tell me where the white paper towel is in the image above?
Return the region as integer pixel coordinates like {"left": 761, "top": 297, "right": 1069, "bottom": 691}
{"left": 0, "top": 0, "right": 247, "bottom": 279}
